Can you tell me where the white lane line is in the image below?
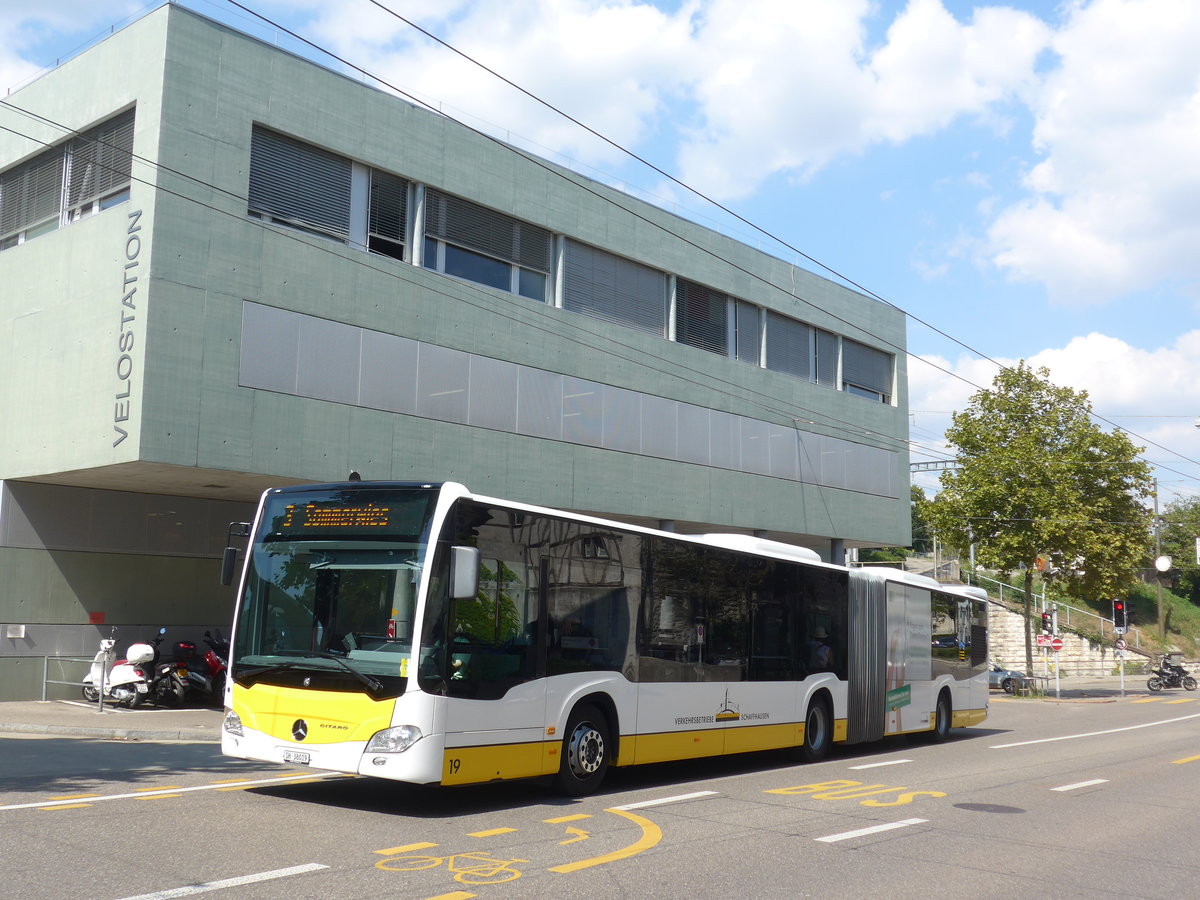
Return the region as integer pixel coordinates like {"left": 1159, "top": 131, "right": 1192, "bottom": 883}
{"left": 611, "top": 791, "right": 719, "bottom": 810}
{"left": 113, "top": 864, "right": 328, "bottom": 900}
{"left": 816, "top": 818, "right": 927, "bottom": 843}
{"left": 0, "top": 772, "right": 344, "bottom": 812}
{"left": 849, "top": 759, "right": 913, "bottom": 770}
{"left": 991, "top": 712, "right": 1200, "bottom": 749}
{"left": 1051, "top": 779, "right": 1108, "bottom": 792}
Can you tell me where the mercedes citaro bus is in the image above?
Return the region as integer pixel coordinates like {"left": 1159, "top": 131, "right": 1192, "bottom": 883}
{"left": 220, "top": 480, "right": 988, "bottom": 795}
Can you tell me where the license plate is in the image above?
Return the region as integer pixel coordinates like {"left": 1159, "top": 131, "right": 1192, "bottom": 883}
{"left": 283, "top": 750, "right": 311, "bottom": 765}
{"left": 135, "top": 683, "right": 149, "bottom": 693}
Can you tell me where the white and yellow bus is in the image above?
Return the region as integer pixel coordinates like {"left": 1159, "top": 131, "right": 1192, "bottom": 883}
{"left": 220, "top": 480, "right": 989, "bottom": 795}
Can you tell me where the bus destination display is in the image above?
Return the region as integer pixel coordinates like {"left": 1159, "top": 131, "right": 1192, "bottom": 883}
{"left": 280, "top": 503, "right": 391, "bottom": 531}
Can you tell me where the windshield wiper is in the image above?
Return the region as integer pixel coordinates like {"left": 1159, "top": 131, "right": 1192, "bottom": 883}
{"left": 237, "top": 651, "right": 384, "bottom": 694}
{"left": 300, "top": 650, "right": 384, "bottom": 694}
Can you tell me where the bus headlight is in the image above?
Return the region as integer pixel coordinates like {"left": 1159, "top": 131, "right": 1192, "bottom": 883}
{"left": 223, "top": 709, "right": 244, "bottom": 737}
{"left": 366, "top": 724, "right": 423, "bottom": 753}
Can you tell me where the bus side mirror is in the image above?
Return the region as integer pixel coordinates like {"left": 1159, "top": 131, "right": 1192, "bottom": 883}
{"left": 220, "top": 547, "right": 239, "bottom": 587}
{"left": 450, "top": 546, "right": 480, "bottom": 599}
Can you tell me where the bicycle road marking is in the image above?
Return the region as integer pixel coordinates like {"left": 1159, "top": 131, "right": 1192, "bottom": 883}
{"left": 990, "top": 712, "right": 1200, "bottom": 748}
{"left": 112, "top": 863, "right": 328, "bottom": 900}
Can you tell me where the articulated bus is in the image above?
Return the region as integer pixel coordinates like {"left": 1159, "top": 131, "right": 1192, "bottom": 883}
{"left": 220, "top": 480, "right": 989, "bottom": 795}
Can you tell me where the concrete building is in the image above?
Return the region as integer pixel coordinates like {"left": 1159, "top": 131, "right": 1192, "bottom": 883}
{"left": 0, "top": 5, "right": 910, "bottom": 699}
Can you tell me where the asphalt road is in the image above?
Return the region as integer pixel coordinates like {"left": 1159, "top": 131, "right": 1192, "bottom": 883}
{"left": 2, "top": 693, "right": 1200, "bottom": 899}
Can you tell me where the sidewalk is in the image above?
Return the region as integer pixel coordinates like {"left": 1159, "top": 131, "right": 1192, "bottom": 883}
{"left": 1004, "top": 672, "right": 1166, "bottom": 701}
{"left": 0, "top": 700, "right": 223, "bottom": 742}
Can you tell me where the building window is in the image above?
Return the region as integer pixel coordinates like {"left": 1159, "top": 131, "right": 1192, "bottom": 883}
{"left": 368, "top": 169, "right": 408, "bottom": 261}
{"left": 842, "top": 338, "right": 892, "bottom": 403}
{"left": 562, "top": 240, "right": 667, "bottom": 336}
{"left": 248, "top": 126, "right": 352, "bottom": 241}
{"left": 675, "top": 278, "right": 728, "bottom": 356}
{"left": 422, "top": 188, "right": 551, "bottom": 301}
{"left": 766, "top": 312, "right": 811, "bottom": 379}
{"left": 734, "top": 300, "right": 761, "bottom": 364}
{"left": 815, "top": 328, "right": 839, "bottom": 388}
{"left": 0, "top": 108, "right": 133, "bottom": 251}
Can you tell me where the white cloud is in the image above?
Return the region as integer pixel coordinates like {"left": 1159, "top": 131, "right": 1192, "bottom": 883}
{"left": 986, "top": 0, "right": 1200, "bottom": 303}
{"left": 908, "top": 332, "right": 1200, "bottom": 498}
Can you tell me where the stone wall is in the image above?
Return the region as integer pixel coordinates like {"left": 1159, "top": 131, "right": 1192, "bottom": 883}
{"left": 988, "top": 600, "right": 1148, "bottom": 678}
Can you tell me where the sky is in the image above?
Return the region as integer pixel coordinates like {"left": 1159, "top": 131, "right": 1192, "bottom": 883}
{"left": 3, "top": 0, "right": 1199, "bottom": 503}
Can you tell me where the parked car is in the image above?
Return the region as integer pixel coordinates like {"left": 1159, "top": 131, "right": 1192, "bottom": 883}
{"left": 989, "top": 662, "right": 1031, "bottom": 693}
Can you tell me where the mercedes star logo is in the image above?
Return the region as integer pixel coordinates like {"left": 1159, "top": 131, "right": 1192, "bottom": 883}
{"left": 292, "top": 719, "right": 308, "bottom": 741}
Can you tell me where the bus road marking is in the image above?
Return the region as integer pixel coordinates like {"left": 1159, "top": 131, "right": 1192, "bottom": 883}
{"left": 112, "top": 863, "right": 328, "bottom": 900}
{"left": 849, "top": 759, "right": 913, "bottom": 770}
{"left": 765, "top": 780, "right": 946, "bottom": 807}
{"left": 815, "top": 818, "right": 927, "bottom": 843}
{"left": 1051, "top": 779, "right": 1108, "bottom": 792}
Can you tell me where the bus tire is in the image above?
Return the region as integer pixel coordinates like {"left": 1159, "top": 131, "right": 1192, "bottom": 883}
{"left": 929, "top": 691, "right": 952, "bottom": 743}
{"left": 553, "top": 704, "right": 609, "bottom": 797}
{"left": 799, "top": 696, "right": 832, "bottom": 763}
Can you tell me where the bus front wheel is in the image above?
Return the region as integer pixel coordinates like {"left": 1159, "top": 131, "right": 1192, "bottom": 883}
{"left": 799, "top": 697, "right": 831, "bottom": 763}
{"left": 553, "top": 704, "right": 609, "bottom": 797}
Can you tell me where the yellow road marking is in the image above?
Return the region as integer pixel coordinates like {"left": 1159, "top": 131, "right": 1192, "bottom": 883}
{"left": 40, "top": 803, "right": 93, "bottom": 811}
{"left": 375, "top": 842, "right": 438, "bottom": 856}
{"left": 1172, "top": 754, "right": 1200, "bottom": 764}
{"left": 210, "top": 778, "right": 252, "bottom": 785}
{"left": 544, "top": 814, "right": 591, "bottom": 824}
{"left": 1132, "top": 698, "right": 1163, "bottom": 703}
{"left": 468, "top": 827, "right": 516, "bottom": 838}
{"left": 559, "top": 827, "right": 589, "bottom": 845}
{"left": 1165, "top": 698, "right": 1197, "bottom": 704}
{"left": 47, "top": 793, "right": 100, "bottom": 800}
{"left": 426, "top": 893, "right": 475, "bottom": 900}
{"left": 548, "top": 808, "right": 662, "bottom": 874}
{"left": 136, "top": 786, "right": 182, "bottom": 792}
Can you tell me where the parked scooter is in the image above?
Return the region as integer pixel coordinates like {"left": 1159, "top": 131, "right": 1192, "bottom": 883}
{"left": 166, "top": 630, "right": 229, "bottom": 707}
{"left": 82, "top": 627, "right": 162, "bottom": 708}
{"left": 1147, "top": 655, "right": 1197, "bottom": 692}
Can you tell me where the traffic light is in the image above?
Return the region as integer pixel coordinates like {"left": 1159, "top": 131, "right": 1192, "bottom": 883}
{"left": 1041, "top": 611, "right": 1052, "bottom": 634}
{"left": 1112, "top": 599, "right": 1127, "bottom": 629}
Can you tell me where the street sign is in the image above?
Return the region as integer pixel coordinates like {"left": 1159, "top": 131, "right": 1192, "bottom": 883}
{"left": 1115, "top": 638, "right": 1127, "bottom": 651}
{"left": 1036, "top": 634, "right": 1051, "bottom": 647}
{"left": 1051, "top": 637, "right": 1064, "bottom": 652}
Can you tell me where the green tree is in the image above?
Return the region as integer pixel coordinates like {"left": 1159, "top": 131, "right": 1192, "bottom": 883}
{"left": 926, "top": 362, "right": 1153, "bottom": 673}
{"left": 910, "top": 485, "right": 933, "bottom": 553}
{"left": 1161, "top": 496, "right": 1200, "bottom": 605}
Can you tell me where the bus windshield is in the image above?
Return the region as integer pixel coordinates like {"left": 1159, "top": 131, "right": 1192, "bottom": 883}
{"left": 231, "top": 487, "right": 438, "bottom": 694}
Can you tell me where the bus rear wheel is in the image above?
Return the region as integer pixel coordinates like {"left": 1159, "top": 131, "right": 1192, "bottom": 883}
{"left": 929, "top": 692, "right": 952, "bottom": 742}
{"left": 553, "top": 704, "right": 609, "bottom": 797}
{"left": 799, "top": 697, "right": 831, "bottom": 763}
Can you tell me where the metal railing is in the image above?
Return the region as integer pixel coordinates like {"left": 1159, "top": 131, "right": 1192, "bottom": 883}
{"left": 963, "top": 571, "right": 1143, "bottom": 650}
{"left": 42, "top": 657, "right": 93, "bottom": 702}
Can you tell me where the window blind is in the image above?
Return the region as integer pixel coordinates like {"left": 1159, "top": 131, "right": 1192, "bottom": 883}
{"left": 842, "top": 339, "right": 892, "bottom": 396}
{"left": 676, "top": 279, "right": 728, "bottom": 356}
{"left": 248, "top": 126, "right": 352, "bottom": 240}
{"left": 67, "top": 109, "right": 135, "bottom": 210}
{"left": 563, "top": 240, "right": 667, "bottom": 337}
{"left": 765, "top": 312, "right": 812, "bottom": 379}
{"left": 425, "top": 187, "right": 550, "bottom": 272}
